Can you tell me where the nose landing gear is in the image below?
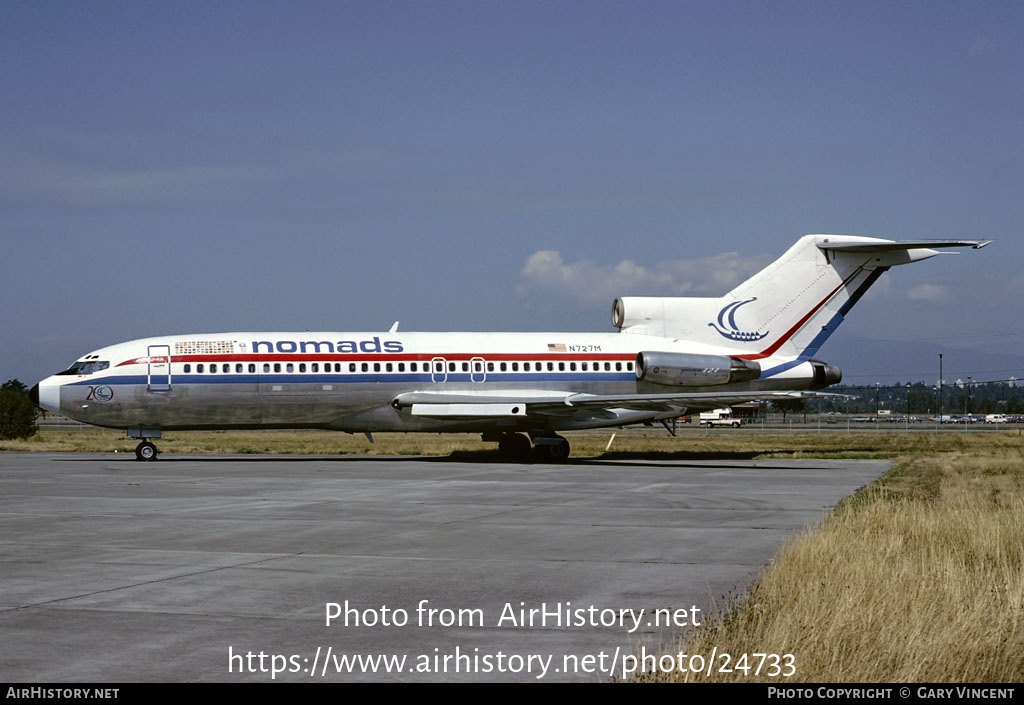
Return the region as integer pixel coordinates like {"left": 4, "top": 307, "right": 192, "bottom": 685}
{"left": 134, "top": 441, "right": 158, "bottom": 461}
{"left": 127, "top": 428, "right": 162, "bottom": 461}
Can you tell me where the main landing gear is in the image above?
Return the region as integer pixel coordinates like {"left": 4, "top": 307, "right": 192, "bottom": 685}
{"left": 135, "top": 441, "right": 158, "bottom": 461}
{"left": 492, "top": 432, "right": 571, "bottom": 463}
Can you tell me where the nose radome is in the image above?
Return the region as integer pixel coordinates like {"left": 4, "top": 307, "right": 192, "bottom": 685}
{"left": 34, "top": 379, "right": 61, "bottom": 415}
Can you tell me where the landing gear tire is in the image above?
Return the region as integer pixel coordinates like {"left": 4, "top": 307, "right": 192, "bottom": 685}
{"left": 135, "top": 441, "right": 158, "bottom": 461}
{"left": 497, "top": 433, "right": 532, "bottom": 462}
{"left": 534, "top": 436, "right": 570, "bottom": 463}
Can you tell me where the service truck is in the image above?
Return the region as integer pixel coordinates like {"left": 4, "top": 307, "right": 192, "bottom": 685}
{"left": 699, "top": 408, "right": 744, "bottom": 428}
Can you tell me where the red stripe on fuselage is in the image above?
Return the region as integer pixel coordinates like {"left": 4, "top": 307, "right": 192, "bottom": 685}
{"left": 117, "top": 352, "right": 636, "bottom": 367}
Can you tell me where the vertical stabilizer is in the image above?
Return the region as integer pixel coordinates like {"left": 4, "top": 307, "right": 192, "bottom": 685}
{"left": 613, "top": 235, "right": 989, "bottom": 359}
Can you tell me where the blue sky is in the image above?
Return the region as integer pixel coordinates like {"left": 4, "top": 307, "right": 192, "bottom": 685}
{"left": 2, "top": 1, "right": 1021, "bottom": 386}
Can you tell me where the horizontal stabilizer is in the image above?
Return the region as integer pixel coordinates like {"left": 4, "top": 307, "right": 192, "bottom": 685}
{"left": 817, "top": 238, "right": 992, "bottom": 252}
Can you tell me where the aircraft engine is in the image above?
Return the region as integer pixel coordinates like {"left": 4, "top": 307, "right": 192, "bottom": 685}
{"left": 809, "top": 360, "right": 842, "bottom": 388}
{"left": 635, "top": 351, "right": 761, "bottom": 387}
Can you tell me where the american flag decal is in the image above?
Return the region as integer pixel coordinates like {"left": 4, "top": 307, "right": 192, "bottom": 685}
{"left": 547, "top": 343, "right": 566, "bottom": 352}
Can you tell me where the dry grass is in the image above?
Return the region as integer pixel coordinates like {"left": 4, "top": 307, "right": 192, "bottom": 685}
{"left": 644, "top": 436, "right": 1024, "bottom": 682}
{"left": 0, "top": 427, "right": 489, "bottom": 456}
{"left": 5, "top": 424, "right": 1019, "bottom": 459}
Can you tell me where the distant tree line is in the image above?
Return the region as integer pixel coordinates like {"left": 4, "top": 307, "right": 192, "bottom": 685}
{"left": 805, "top": 381, "right": 1024, "bottom": 416}
{"left": 0, "top": 379, "right": 38, "bottom": 439}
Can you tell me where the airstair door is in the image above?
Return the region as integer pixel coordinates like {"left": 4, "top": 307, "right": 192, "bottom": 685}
{"left": 147, "top": 345, "right": 171, "bottom": 392}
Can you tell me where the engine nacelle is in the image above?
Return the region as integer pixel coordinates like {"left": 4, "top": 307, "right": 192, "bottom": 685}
{"left": 809, "top": 360, "right": 842, "bottom": 388}
{"left": 635, "top": 351, "right": 761, "bottom": 388}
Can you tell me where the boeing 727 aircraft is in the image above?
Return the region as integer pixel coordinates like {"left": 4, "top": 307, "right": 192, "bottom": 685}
{"left": 30, "top": 235, "right": 989, "bottom": 461}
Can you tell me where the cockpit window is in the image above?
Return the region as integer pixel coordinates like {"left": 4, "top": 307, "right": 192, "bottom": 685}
{"left": 57, "top": 361, "right": 110, "bottom": 376}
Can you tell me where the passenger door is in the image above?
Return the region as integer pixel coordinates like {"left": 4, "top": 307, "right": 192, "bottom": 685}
{"left": 147, "top": 345, "right": 171, "bottom": 392}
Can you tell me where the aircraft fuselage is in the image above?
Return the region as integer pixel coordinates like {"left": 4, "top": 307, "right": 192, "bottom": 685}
{"left": 34, "top": 330, "right": 824, "bottom": 435}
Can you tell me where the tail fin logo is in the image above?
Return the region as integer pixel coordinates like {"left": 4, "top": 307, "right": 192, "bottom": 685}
{"left": 708, "top": 298, "right": 769, "bottom": 342}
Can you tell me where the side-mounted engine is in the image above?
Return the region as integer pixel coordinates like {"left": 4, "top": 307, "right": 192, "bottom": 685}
{"left": 635, "top": 351, "right": 761, "bottom": 388}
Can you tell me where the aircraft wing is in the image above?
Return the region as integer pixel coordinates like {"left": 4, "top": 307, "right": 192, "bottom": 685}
{"left": 391, "top": 389, "right": 837, "bottom": 420}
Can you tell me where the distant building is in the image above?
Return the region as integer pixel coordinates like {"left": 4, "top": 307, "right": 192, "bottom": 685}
{"left": 1010, "top": 377, "right": 1017, "bottom": 388}
{"left": 955, "top": 379, "right": 965, "bottom": 389}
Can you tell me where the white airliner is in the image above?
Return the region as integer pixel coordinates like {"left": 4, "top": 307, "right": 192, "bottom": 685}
{"left": 31, "top": 235, "right": 988, "bottom": 461}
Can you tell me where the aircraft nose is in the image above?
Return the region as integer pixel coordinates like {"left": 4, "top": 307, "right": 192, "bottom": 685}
{"left": 34, "top": 378, "right": 61, "bottom": 415}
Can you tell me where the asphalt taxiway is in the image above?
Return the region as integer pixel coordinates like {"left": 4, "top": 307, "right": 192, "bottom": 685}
{"left": 0, "top": 452, "right": 888, "bottom": 682}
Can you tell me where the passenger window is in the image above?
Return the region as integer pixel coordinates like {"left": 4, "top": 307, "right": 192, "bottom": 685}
{"left": 449, "top": 362, "right": 456, "bottom": 372}
{"left": 547, "top": 362, "right": 554, "bottom": 371}
{"left": 570, "top": 362, "right": 576, "bottom": 371}
{"left": 274, "top": 363, "right": 281, "bottom": 373}
{"left": 372, "top": 363, "right": 379, "bottom": 372}
{"left": 184, "top": 364, "right": 191, "bottom": 373}
{"left": 511, "top": 362, "right": 519, "bottom": 371}
{"left": 236, "top": 363, "right": 243, "bottom": 373}
{"left": 263, "top": 364, "right": 270, "bottom": 373}
{"left": 604, "top": 362, "right": 611, "bottom": 371}
{"left": 386, "top": 363, "right": 393, "bottom": 372}
{"left": 197, "top": 364, "right": 204, "bottom": 373}
{"left": 249, "top": 364, "right": 256, "bottom": 373}
{"left": 487, "top": 362, "right": 494, "bottom": 372}
{"left": 361, "top": 363, "right": 369, "bottom": 372}
{"left": 523, "top": 362, "right": 530, "bottom": 371}
{"left": 474, "top": 362, "right": 482, "bottom": 372}
{"left": 558, "top": 362, "right": 565, "bottom": 371}
{"left": 582, "top": 362, "right": 588, "bottom": 371}
{"left": 626, "top": 362, "right": 633, "bottom": 371}
{"left": 615, "top": 362, "right": 622, "bottom": 371}
{"left": 500, "top": 362, "right": 507, "bottom": 372}
{"left": 349, "top": 363, "right": 356, "bottom": 373}
{"left": 410, "top": 362, "right": 417, "bottom": 372}
{"left": 312, "top": 363, "right": 319, "bottom": 373}
{"left": 398, "top": 363, "right": 405, "bottom": 372}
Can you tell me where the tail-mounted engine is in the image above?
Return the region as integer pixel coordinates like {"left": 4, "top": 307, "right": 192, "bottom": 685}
{"left": 635, "top": 351, "right": 761, "bottom": 388}
{"left": 808, "top": 360, "right": 842, "bottom": 388}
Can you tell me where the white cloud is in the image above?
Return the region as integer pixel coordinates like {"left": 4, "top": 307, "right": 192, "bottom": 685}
{"left": 516, "top": 249, "right": 772, "bottom": 307}
{"left": 907, "top": 283, "right": 949, "bottom": 301}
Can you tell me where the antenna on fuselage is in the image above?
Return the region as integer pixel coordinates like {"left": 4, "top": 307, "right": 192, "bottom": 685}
{"left": 389, "top": 321, "right": 399, "bottom": 333}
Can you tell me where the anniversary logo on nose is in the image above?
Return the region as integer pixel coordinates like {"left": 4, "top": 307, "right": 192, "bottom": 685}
{"left": 86, "top": 386, "right": 114, "bottom": 402}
